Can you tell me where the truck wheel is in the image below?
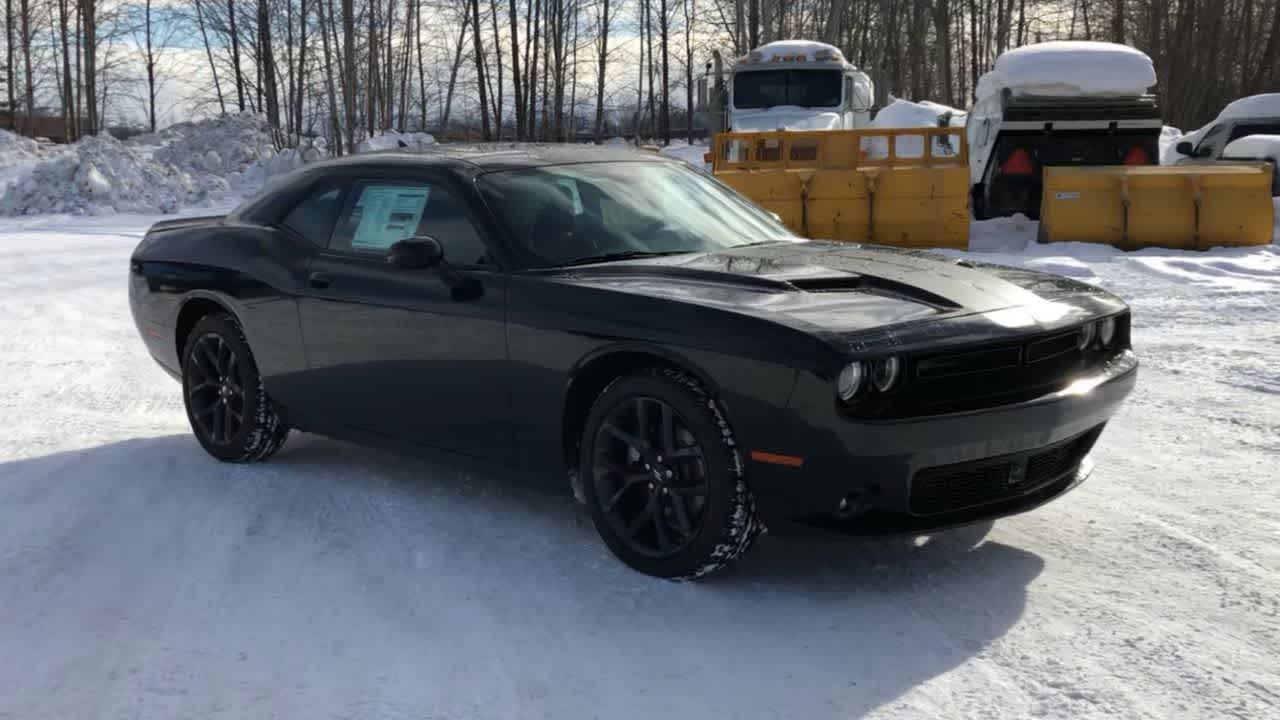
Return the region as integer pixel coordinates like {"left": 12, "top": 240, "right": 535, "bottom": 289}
{"left": 580, "top": 367, "right": 763, "bottom": 579}
{"left": 181, "top": 313, "right": 290, "bottom": 463}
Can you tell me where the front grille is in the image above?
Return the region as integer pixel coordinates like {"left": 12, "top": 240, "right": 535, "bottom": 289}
{"left": 908, "top": 428, "right": 1101, "bottom": 516}
{"left": 844, "top": 313, "right": 1131, "bottom": 420}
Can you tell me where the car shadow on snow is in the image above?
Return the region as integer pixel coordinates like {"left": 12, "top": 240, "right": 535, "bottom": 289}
{"left": 0, "top": 432, "right": 1044, "bottom": 719}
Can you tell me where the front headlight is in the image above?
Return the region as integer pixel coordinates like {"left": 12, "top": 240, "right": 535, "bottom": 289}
{"left": 1078, "top": 322, "right": 1097, "bottom": 349}
{"left": 871, "top": 356, "right": 901, "bottom": 392}
{"left": 1099, "top": 317, "right": 1117, "bottom": 347}
{"left": 837, "top": 361, "right": 863, "bottom": 402}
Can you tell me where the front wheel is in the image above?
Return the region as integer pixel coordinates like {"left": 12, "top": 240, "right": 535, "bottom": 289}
{"left": 181, "top": 313, "right": 290, "bottom": 463}
{"left": 579, "top": 368, "right": 763, "bottom": 579}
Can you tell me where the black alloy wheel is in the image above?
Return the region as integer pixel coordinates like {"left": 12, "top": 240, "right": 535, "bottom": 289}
{"left": 186, "top": 333, "right": 245, "bottom": 445}
{"left": 592, "top": 396, "right": 710, "bottom": 558}
{"left": 181, "top": 313, "right": 290, "bottom": 463}
{"left": 581, "top": 367, "right": 762, "bottom": 579}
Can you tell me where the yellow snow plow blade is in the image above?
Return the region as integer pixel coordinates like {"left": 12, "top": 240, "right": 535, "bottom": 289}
{"left": 1039, "top": 164, "right": 1275, "bottom": 250}
{"left": 710, "top": 128, "right": 970, "bottom": 249}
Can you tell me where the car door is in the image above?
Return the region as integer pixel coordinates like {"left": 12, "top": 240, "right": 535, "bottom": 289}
{"left": 296, "top": 168, "right": 510, "bottom": 460}
{"left": 254, "top": 176, "right": 352, "bottom": 416}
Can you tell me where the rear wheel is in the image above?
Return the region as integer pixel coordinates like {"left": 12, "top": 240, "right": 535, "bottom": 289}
{"left": 580, "top": 368, "right": 762, "bottom": 579}
{"left": 181, "top": 313, "right": 289, "bottom": 462}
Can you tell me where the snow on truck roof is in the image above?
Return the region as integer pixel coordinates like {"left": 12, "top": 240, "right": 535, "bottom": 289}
{"left": 976, "top": 41, "right": 1156, "bottom": 100}
{"left": 1216, "top": 93, "right": 1280, "bottom": 121}
{"left": 737, "top": 40, "right": 854, "bottom": 69}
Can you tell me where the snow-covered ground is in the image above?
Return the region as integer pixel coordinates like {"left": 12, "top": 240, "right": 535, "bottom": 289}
{"left": 1, "top": 207, "right": 1277, "bottom": 719}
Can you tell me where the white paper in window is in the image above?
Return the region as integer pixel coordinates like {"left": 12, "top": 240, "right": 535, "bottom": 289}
{"left": 351, "top": 185, "right": 430, "bottom": 250}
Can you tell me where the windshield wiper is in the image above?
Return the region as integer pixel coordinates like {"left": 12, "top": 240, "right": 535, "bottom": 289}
{"left": 558, "top": 250, "right": 692, "bottom": 267}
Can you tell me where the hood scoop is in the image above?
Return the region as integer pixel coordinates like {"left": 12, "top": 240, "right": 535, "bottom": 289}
{"left": 788, "top": 274, "right": 962, "bottom": 310}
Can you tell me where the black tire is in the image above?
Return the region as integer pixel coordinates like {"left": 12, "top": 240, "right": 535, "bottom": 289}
{"left": 181, "top": 313, "right": 290, "bottom": 463}
{"left": 579, "top": 367, "right": 763, "bottom": 579}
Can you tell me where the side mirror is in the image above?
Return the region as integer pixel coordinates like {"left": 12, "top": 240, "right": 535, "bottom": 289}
{"left": 1175, "top": 141, "right": 1194, "bottom": 156}
{"left": 387, "top": 236, "right": 443, "bottom": 269}
{"left": 388, "top": 235, "right": 483, "bottom": 301}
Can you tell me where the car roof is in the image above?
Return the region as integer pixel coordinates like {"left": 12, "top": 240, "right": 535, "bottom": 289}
{"left": 299, "top": 143, "right": 674, "bottom": 174}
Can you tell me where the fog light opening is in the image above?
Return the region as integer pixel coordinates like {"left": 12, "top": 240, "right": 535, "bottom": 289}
{"left": 837, "top": 491, "right": 869, "bottom": 519}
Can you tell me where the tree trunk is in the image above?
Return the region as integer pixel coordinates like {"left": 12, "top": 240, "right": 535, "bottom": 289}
{"left": 471, "top": 0, "right": 492, "bottom": 139}
{"left": 509, "top": 0, "right": 525, "bottom": 139}
{"left": 81, "top": 0, "right": 97, "bottom": 134}
{"left": 660, "top": 0, "right": 670, "bottom": 143}
{"left": 20, "top": 0, "right": 33, "bottom": 133}
{"left": 228, "top": 0, "right": 246, "bottom": 111}
{"left": 341, "top": 0, "right": 356, "bottom": 147}
{"left": 317, "top": 0, "right": 344, "bottom": 153}
{"left": 441, "top": 16, "right": 469, "bottom": 130}
{"left": 194, "top": 0, "right": 225, "bottom": 114}
{"left": 4, "top": 0, "right": 13, "bottom": 130}
{"left": 58, "top": 0, "right": 75, "bottom": 139}
{"left": 144, "top": 0, "right": 156, "bottom": 131}
{"left": 258, "top": 0, "right": 281, "bottom": 135}
{"left": 593, "top": 0, "right": 609, "bottom": 141}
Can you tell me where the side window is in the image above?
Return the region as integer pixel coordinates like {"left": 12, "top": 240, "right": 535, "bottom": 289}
{"left": 330, "top": 180, "right": 491, "bottom": 265}
{"left": 843, "top": 76, "right": 854, "bottom": 111}
{"left": 281, "top": 181, "right": 346, "bottom": 246}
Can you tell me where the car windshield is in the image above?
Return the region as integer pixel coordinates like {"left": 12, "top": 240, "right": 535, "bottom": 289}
{"left": 733, "top": 69, "right": 843, "bottom": 109}
{"left": 476, "top": 161, "right": 799, "bottom": 268}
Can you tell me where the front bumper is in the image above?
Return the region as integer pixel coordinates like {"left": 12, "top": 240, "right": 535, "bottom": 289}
{"left": 745, "top": 350, "right": 1137, "bottom": 536}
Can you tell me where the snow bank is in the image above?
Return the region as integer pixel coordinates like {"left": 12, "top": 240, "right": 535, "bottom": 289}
{"left": 976, "top": 41, "right": 1156, "bottom": 100}
{"left": 0, "top": 129, "right": 38, "bottom": 159}
{"left": 356, "top": 131, "right": 437, "bottom": 153}
{"left": 873, "top": 98, "right": 966, "bottom": 129}
{"left": 868, "top": 98, "right": 966, "bottom": 159}
{"left": 0, "top": 135, "right": 209, "bottom": 215}
{"left": 152, "top": 113, "right": 279, "bottom": 185}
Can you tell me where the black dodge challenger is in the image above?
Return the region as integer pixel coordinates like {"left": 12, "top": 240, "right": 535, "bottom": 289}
{"left": 129, "top": 146, "right": 1137, "bottom": 579}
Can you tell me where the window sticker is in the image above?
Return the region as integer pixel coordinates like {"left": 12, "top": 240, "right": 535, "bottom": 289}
{"left": 350, "top": 185, "right": 431, "bottom": 250}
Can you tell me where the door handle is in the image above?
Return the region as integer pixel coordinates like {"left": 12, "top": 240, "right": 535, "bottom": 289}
{"left": 308, "top": 271, "right": 334, "bottom": 289}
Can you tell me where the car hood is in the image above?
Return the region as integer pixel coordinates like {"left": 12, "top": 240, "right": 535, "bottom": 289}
{"left": 549, "top": 241, "right": 1122, "bottom": 342}
{"left": 731, "top": 108, "right": 843, "bottom": 131}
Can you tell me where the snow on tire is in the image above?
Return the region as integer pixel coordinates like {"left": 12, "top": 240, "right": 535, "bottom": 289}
{"left": 580, "top": 366, "right": 764, "bottom": 580}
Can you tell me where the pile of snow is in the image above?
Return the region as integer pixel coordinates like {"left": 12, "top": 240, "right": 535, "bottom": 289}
{"left": 976, "top": 41, "right": 1156, "bottom": 100}
{"left": 873, "top": 98, "right": 966, "bottom": 129}
{"left": 0, "top": 129, "right": 39, "bottom": 159}
{"left": 149, "top": 112, "right": 320, "bottom": 194}
{"left": 356, "top": 130, "right": 437, "bottom": 154}
{"left": 152, "top": 113, "right": 278, "bottom": 183}
{"left": 868, "top": 98, "right": 966, "bottom": 159}
{"left": 0, "top": 135, "right": 210, "bottom": 215}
